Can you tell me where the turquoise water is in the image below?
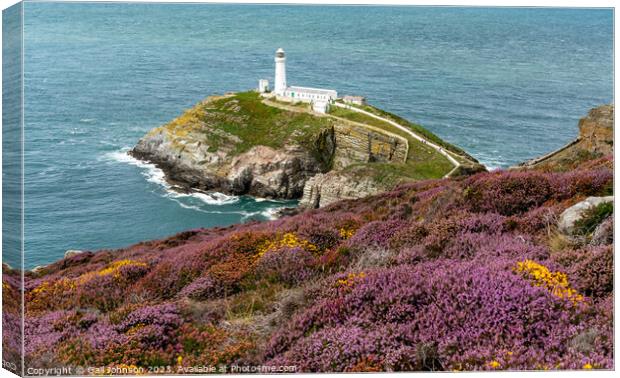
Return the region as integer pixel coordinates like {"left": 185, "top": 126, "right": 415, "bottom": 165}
{"left": 20, "top": 4, "right": 612, "bottom": 268}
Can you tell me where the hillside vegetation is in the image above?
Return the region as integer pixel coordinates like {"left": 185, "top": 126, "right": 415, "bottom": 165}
{"left": 9, "top": 144, "right": 613, "bottom": 371}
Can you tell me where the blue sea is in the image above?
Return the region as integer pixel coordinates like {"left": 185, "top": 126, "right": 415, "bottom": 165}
{"left": 19, "top": 4, "right": 613, "bottom": 268}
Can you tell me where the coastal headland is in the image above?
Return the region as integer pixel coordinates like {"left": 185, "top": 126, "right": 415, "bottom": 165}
{"left": 130, "top": 91, "right": 484, "bottom": 208}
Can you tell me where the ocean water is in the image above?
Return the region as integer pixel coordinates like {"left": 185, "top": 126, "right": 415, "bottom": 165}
{"left": 20, "top": 4, "right": 612, "bottom": 268}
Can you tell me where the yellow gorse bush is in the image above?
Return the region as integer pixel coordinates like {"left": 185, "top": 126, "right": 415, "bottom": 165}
{"left": 488, "top": 360, "right": 501, "bottom": 369}
{"left": 336, "top": 272, "right": 367, "bottom": 287}
{"left": 515, "top": 260, "right": 584, "bottom": 303}
{"left": 76, "top": 259, "right": 148, "bottom": 284}
{"left": 257, "top": 233, "right": 318, "bottom": 257}
{"left": 338, "top": 227, "right": 355, "bottom": 239}
{"left": 31, "top": 259, "right": 147, "bottom": 298}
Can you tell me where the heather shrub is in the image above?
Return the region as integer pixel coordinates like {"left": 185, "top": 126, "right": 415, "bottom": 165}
{"left": 508, "top": 205, "right": 559, "bottom": 236}
{"left": 266, "top": 261, "right": 596, "bottom": 371}
{"left": 456, "top": 212, "right": 506, "bottom": 234}
{"left": 388, "top": 222, "right": 428, "bottom": 250}
{"left": 299, "top": 227, "right": 341, "bottom": 251}
{"left": 178, "top": 275, "right": 223, "bottom": 300}
{"left": 22, "top": 157, "right": 614, "bottom": 371}
{"left": 255, "top": 247, "right": 316, "bottom": 285}
{"left": 463, "top": 171, "right": 553, "bottom": 215}
{"left": 442, "top": 233, "right": 549, "bottom": 263}
{"left": 551, "top": 169, "right": 613, "bottom": 199}
{"left": 137, "top": 260, "right": 200, "bottom": 300}
{"left": 117, "top": 303, "right": 182, "bottom": 334}
{"left": 77, "top": 274, "right": 130, "bottom": 312}
{"left": 570, "top": 246, "right": 613, "bottom": 298}
{"left": 25, "top": 311, "right": 78, "bottom": 355}
{"left": 347, "top": 219, "right": 407, "bottom": 250}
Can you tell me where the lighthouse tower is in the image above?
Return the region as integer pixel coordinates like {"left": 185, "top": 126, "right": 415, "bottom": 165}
{"left": 274, "top": 48, "right": 287, "bottom": 96}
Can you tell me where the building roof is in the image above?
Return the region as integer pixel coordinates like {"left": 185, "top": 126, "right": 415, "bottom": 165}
{"left": 286, "top": 86, "right": 337, "bottom": 96}
{"left": 344, "top": 95, "right": 365, "bottom": 100}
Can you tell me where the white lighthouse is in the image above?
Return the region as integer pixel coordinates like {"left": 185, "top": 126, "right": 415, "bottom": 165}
{"left": 274, "top": 48, "right": 287, "bottom": 96}
{"left": 260, "top": 48, "right": 338, "bottom": 113}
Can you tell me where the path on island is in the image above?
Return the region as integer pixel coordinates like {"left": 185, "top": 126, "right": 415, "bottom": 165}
{"left": 262, "top": 98, "right": 410, "bottom": 163}
{"left": 262, "top": 97, "right": 462, "bottom": 178}
{"left": 331, "top": 102, "right": 461, "bottom": 178}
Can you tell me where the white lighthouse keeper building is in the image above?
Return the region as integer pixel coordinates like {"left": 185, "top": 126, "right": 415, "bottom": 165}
{"left": 271, "top": 48, "right": 337, "bottom": 113}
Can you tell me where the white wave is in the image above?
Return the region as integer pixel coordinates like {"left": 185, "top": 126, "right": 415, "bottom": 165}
{"left": 103, "top": 148, "right": 240, "bottom": 208}
{"left": 167, "top": 190, "right": 239, "bottom": 205}
{"left": 79, "top": 118, "right": 96, "bottom": 123}
{"left": 101, "top": 148, "right": 170, "bottom": 189}
{"left": 239, "top": 207, "right": 283, "bottom": 221}
{"left": 261, "top": 207, "right": 282, "bottom": 220}
{"left": 253, "top": 196, "right": 288, "bottom": 204}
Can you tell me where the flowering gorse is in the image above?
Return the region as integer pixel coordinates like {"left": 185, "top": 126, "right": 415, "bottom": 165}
{"left": 257, "top": 233, "right": 318, "bottom": 257}
{"left": 515, "top": 260, "right": 584, "bottom": 303}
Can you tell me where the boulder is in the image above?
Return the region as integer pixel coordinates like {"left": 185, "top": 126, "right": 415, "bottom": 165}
{"left": 31, "top": 265, "right": 47, "bottom": 274}
{"left": 558, "top": 196, "right": 613, "bottom": 235}
{"left": 64, "top": 249, "right": 84, "bottom": 259}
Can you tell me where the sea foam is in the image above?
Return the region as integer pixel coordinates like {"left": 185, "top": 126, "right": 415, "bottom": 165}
{"left": 102, "top": 148, "right": 239, "bottom": 207}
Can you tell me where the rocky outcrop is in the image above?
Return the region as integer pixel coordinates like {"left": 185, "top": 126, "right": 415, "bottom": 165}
{"left": 590, "top": 216, "right": 613, "bottom": 246}
{"left": 64, "top": 250, "right": 84, "bottom": 259}
{"left": 130, "top": 94, "right": 338, "bottom": 199}
{"left": 131, "top": 93, "right": 412, "bottom": 201}
{"left": 132, "top": 135, "right": 326, "bottom": 199}
{"left": 226, "top": 145, "right": 324, "bottom": 198}
{"left": 558, "top": 196, "right": 613, "bottom": 235}
{"left": 519, "top": 104, "right": 613, "bottom": 170}
{"left": 299, "top": 168, "right": 389, "bottom": 208}
{"left": 332, "top": 123, "right": 407, "bottom": 169}
{"left": 578, "top": 104, "right": 613, "bottom": 155}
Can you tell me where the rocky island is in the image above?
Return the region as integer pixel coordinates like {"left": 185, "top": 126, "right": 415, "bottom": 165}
{"left": 4, "top": 104, "right": 613, "bottom": 373}
{"left": 130, "top": 91, "right": 483, "bottom": 208}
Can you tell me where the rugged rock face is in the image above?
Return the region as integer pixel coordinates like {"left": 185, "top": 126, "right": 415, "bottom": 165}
{"left": 519, "top": 104, "right": 613, "bottom": 170}
{"left": 578, "top": 104, "right": 614, "bottom": 155}
{"left": 299, "top": 168, "right": 389, "bottom": 209}
{"left": 331, "top": 123, "right": 408, "bottom": 169}
{"left": 226, "top": 145, "right": 324, "bottom": 198}
{"left": 132, "top": 133, "right": 327, "bottom": 199}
